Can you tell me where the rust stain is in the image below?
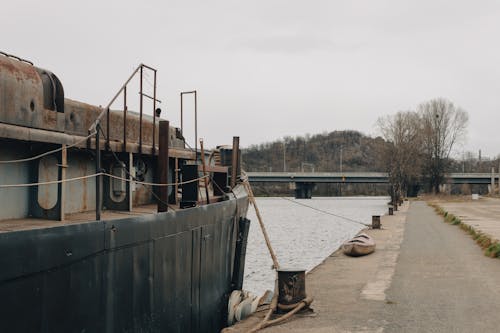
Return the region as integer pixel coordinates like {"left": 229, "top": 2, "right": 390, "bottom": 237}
{"left": 0, "top": 56, "right": 40, "bottom": 83}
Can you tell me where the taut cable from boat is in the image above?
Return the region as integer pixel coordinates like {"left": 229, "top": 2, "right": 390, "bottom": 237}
{"left": 249, "top": 183, "right": 371, "bottom": 228}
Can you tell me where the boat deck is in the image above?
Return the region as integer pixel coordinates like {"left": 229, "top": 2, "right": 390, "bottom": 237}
{"left": 0, "top": 204, "right": 166, "bottom": 233}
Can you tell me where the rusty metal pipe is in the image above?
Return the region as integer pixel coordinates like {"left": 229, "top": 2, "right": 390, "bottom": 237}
{"left": 139, "top": 92, "right": 161, "bottom": 103}
{"left": 152, "top": 70, "right": 157, "bottom": 156}
{"left": 106, "top": 107, "right": 110, "bottom": 150}
{"left": 194, "top": 90, "right": 197, "bottom": 154}
{"left": 123, "top": 86, "right": 127, "bottom": 151}
{"left": 200, "top": 139, "right": 210, "bottom": 204}
{"left": 180, "top": 93, "right": 183, "bottom": 136}
{"left": 158, "top": 121, "right": 169, "bottom": 212}
{"left": 139, "top": 65, "right": 143, "bottom": 154}
{"left": 231, "top": 136, "right": 239, "bottom": 188}
{"left": 140, "top": 64, "right": 157, "bottom": 72}
{"left": 95, "top": 122, "right": 101, "bottom": 221}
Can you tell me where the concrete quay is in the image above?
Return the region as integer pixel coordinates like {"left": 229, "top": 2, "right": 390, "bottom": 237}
{"left": 255, "top": 199, "right": 500, "bottom": 332}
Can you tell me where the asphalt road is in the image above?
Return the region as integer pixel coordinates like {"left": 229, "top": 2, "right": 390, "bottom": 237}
{"left": 383, "top": 201, "right": 500, "bottom": 332}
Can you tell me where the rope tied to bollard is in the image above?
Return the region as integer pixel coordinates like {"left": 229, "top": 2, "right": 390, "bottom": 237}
{"left": 241, "top": 171, "right": 313, "bottom": 332}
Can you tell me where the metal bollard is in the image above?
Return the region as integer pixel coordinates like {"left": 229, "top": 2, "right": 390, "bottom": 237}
{"left": 389, "top": 206, "right": 394, "bottom": 215}
{"left": 277, "top": 268, "right": 306, "bottom": 309}
{"left": 372, "top": 215, "right": 381, "bottom": 229}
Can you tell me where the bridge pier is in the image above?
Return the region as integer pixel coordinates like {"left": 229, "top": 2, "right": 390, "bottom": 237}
{"left": 295, "top": 182, "right": 315, "bottom": 199}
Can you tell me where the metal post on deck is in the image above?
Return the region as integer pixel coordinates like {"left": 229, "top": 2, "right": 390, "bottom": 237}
{"left": 231, "top": 136, "right": 240, "bottom": 188}
{"left": 139, "top": 65, "right": 143, "bottom": 154}
{"left": 59, "top": 144, "right": 67, "bottom": 221}
{"left": 152, "top": 70, "right": 157, "bottom": 156}
{"left": 95, "top": 122, "right": 101, "bottom": 221}
{"left": 194, "top": 90, "right": 198, "bottom": 155}
{"left": 123, "top": 86, "right": 127, "bottom": 152}
{"left": 106, "top": 107, "right": 110, "bottom": 150}
{"left": 158, "top": 120, "right": 169, "bottom": 212}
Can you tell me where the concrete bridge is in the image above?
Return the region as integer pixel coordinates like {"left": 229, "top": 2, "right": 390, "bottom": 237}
{"left": 246, "top": 172, "right": 498, "bottom": 198}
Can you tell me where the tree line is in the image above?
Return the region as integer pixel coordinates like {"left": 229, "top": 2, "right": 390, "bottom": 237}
{"left": 377, "top": 98, "right": 468, "bottom": 198}
{"left": 242, "top": 97, "right": 498, "bottom": 197}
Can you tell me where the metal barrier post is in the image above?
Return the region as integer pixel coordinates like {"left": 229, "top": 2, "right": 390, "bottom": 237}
{"left": 96, "top": 122, "right": 101, "bottom": 221}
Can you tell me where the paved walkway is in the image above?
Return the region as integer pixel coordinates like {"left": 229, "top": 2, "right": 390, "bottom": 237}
{"left": 261, "top": 201, "right": 500, "bottom": 333}
{"left": 383, "top": 201, "right": 500, "bottom": 332}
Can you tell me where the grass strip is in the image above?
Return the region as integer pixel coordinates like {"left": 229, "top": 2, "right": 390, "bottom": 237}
{"left": 429, "top": 203, "right": 500, "bottom": 258}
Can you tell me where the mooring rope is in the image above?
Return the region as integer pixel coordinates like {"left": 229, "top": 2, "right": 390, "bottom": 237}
{"left": 241, "top": 171, "right": 280, "bottom": 270}
{"left": 0, "top": 173, "right": 209, "bottom": 188}
{"left": 241, "top": 171, "right": 317, "bottom": 333}
{"left": 249, "top": 183, "right": 371, "bottom": 228}
{"left": 0, "top": 131, "right": 96, "bottom": 164}
{"left": 279, "top": 197, "right": 371, "bottom": 227}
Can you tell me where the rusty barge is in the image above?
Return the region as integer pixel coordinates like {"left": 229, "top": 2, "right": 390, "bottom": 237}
{"left": 0, "top": 52, "right": 250, "bottom": 333}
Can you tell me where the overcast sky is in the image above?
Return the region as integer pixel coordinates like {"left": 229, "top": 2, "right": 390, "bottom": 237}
{"left": 2, "top": 0, "right": 500, "bottom": 157}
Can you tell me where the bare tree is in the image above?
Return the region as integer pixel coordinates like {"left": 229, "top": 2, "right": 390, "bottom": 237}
{"left": 377, "top": 111, "right": 423, "bottom": 198}
{"left": 419, "top": 98, "right": 468, "bottom": 193}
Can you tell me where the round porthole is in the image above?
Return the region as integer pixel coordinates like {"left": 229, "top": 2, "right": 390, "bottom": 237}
{"left": 30, "top": 100, "right": 35, "bottom": 111}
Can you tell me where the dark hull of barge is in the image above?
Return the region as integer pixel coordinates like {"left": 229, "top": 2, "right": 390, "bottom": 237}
{"left": 0, "top": 187, "right": 249, "bottom": 333}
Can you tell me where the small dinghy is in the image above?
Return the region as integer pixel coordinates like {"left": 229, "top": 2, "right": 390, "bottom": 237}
{"left": 342, "top": 233, "right": 375, "bottom": 257}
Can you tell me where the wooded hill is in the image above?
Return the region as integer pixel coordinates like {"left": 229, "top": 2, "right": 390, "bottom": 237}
{"left": 241, "top": 131, "right": 390, "bottom": 196}
{"left": 240, "top": 128, "right": 499, "bottom": 196}
{"left": 242, "top": 130, "right": 388, "bottom": 173}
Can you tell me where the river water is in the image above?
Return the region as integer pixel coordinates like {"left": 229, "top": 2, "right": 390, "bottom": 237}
{"left": 242, "top": 196, "right": 389, "bottom": 296}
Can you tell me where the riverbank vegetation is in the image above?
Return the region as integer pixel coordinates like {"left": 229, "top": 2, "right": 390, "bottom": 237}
{"left": 430, "top": 203, "right": 500, "bottom": 258}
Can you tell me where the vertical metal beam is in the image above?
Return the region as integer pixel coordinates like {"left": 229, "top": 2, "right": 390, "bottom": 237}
{"left": 174, "top": 158, "right": 179, "bottom": 205}
{"left": 123, "top": 86, "right": 127, "bottom": 152}
{"left": 139, "top": 65, "right": 143, "bottom": 154}
{"left": 231, "top": 136, "right": 239, "bottom": 188}
{"left": 200, "top": 139, "right": 210, "bottom": 204}
{"left": 194, "top": 90, "right": 198, "bottom": 155}
{"left": 152, "top": 70, "right": 157, "bottom": 156}
{"left": 180, "top": 93, "right": 183, "bottom": 137}
{"left": 95, "top": 122, "right": 101, "bottom": 221}
{"left": 128, "top": 152, "right": 133, "bottom": 211}
{"left": 158, "top": 120, "right": 170, "bottom": 212}
{"left": 106, "top": 107, "right": 110, "bottom": 150}
{"left": 59, "top": 144, "right": 67, "bottom": 221}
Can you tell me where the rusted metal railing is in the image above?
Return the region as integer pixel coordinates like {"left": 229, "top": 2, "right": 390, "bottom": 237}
{"left": 90, "top": 64, "right": 160, "bottom": 155}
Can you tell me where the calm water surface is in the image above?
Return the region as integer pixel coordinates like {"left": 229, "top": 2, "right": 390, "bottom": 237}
{"left": 242, "top": 196, "right": 389, "bottom": 295}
